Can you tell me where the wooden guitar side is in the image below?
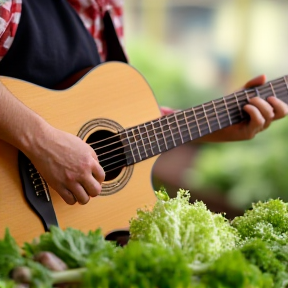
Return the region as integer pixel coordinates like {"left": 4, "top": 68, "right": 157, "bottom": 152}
{"left": 0, "top": 62, "right": 160, "bottom": 245}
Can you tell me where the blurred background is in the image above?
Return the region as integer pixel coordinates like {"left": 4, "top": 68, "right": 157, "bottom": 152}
{"left": 123, "top": 0, "right": 288, "bottom": 218}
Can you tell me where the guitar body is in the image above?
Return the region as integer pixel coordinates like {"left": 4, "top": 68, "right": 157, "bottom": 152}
{"left": 0, "top": 62, "right": 160, "bottom": 245}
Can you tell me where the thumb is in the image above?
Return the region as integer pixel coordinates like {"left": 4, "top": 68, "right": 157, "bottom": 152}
{"left": 244, "top": 74, "right": 266, "bottom": 89}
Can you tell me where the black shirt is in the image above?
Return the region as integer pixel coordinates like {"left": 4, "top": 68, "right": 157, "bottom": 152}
{"left": 0, "top": 0, "right": 117, "bottom": 89}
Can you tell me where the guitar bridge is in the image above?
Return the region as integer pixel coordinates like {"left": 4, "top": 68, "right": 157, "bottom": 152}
{"left": 28, "top": 163, "right": 50, "bottom": 201}
{"left": 18, "top": 151, "right": 58, "bottom": 231}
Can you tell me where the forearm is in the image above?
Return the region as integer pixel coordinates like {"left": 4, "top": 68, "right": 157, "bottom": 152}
{"left": 0, "top": 81, "right": 49, "bottom": 156}
{"left": 0, "top": 81, "right": 104, "bottom": 205}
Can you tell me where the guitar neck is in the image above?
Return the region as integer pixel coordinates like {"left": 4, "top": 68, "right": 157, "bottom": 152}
{"left": 123, "top": 75, "right": 288, "bottom": 165}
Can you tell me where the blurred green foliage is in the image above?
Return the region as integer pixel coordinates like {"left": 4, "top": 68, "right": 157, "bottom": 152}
{"left": 186, "top": 117, "right": 288, "bottom": 210}
{"left": 127, "top": 38, "right": 217, "bottom": 109}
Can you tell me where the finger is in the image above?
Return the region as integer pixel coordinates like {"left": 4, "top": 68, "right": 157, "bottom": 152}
{"left": 247, "top": 97, "right": 274, "bottom": 129}
{"left": 90, "top": 146, "right": 99, "bottom": 161}
{"left": 57, "top": 187, "right": 77, "bottom": 205}
{"left": 92, "top": 161, "right": 105, "bottom": 184}
{"left": 243, "top": 104, "right": 265, "bottom": 137}
{"left": 244, "top": 75, "right": 266, "bottom": 89}
{"left": 67, "top": 183, "right": 90, "bottom": 205}
{"left": 267, "top": 97, "right": 288, "bottom": 120}
{"left": 90, "top": 149, "right": 105, "bottom": 181}
{"left": 81, "top": 174, "right": 102, "bottom": 198}
{"left": 160, "top": 107, "right": 175, "bottom": 116}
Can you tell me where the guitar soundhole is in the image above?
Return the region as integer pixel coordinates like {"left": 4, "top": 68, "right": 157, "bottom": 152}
{"left": 87, "top": 130, "right": 126, "bottom": 181}
{"left": 79, "top": 118, "right": 133, "bottom": 196}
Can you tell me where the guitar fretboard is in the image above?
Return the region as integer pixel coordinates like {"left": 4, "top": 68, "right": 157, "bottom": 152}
{"left": 123, "top": 75, "right": 288, "bottom": 165}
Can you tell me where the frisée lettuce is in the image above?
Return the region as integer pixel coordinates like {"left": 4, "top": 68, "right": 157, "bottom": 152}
{"left": 129, "top": 188, "right": 239, "bottom": 266}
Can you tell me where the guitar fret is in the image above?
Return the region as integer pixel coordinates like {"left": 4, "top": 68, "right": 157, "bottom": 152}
{"left": 151, "top": 120, "right": 162, "bottom": 153}
{"left": 154, "top": 119, "right": 167, "bottom": 151}
{"left": 174, "top": 114, "right": 184, "bottom": 144}
{"left": 234, "top": 93, "right": 243, "bottom": 118}
{"left": 160, "top": 117, "right": 175, "bottom": 150}
{"left": 284, "top": 76, "right": 288, "bottom": 90}
{"left": 184, "top": 109, "right": 198, "bottom": 139}
{"left": 144, "top": 123, "right": 155, "bottom": 156}
{"left": 272, "top": 80, "right": 286, "bottom": 98}
{"left": 257, "top": 78, "right": 287, "bottom": 100}
{"left": 139, "top": 125, "right": 152, "bottom": 158}
{"left": 167, "top": 115, "right": 177, "bottom": 147}
{"left": 283, "top": 77, "right": 288, "bottom": 101}
{"left": 183, "top": 110, "right": 193, "bottom": 141}
{"left": 203, "top": 104, "right": 212, "bottom": 133}
{"left": 223, "top": 97, "right": 232, "bottom": 125}
{"left": 137, "top": 125, "right": 148, "bottom": 158}
{"left": 273, "top": 82, "right": 284, "bottom": 99}
{"left": 131, "top": 128, "right": 142, "bottom": 161}
{"left": 244, "top": 90, "right": 253, "bottom": 104}
{"left": 192, "top": 107, "right": 202, "bottom": 137}
{"left": 158, "top": 118, "right": 169, "bottom": 150}
{"left": 212, "top": 100, "right": 221, "bottom": 129}
{"left": 270, "top": 82, "right": 277, "bottom": 98}
{"left": 177, "top": 112, "right": 192, "bottom": 143}
{"left": 149, "top": 122, "right": 161, "bottom": 155}
{"left": 254, "top": 87, "right": 260, "bottom": 98}
{"left": 208, "top": 101, "right": 221, "bottom": 132}
{"left": 125, "top": 130, "right": 137, "bottom": 163}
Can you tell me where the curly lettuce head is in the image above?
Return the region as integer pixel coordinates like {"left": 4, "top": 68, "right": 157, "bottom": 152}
{"left": 232, "top": 199, "right": 288, "bottom": 244}
{"left": 129, "top": 189, "right": 239, "bottom": 265}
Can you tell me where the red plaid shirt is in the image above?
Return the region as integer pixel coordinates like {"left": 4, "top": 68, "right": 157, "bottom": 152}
{"left": 0, "top": 0, "right": 124, "bottom": 61}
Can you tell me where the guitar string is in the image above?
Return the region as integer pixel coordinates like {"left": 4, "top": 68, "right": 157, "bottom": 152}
{"left": 87, "top": 80, "right": 288, "bottom": 153}
{"left": 100, "top": 91, "right": 288, "bottom": 172}
{"left": 99, "top": 98, "right": 278, "bottom": 170}
{"left": 86, "top": 76, "right": 287, "bottom": 148}
{"left": 101, "top": 87, "right": 288, "bottom": 174}
{"left": 96, "top": 90, "right": 288, "bottom": 167}
{"left": 86, "top": 87, "right": 259, "bottom": 147}
{"left": 100, "top": 105, "right": 267, "bottom": 174}
{"left": 99, "top": 107, "right": 245, "bottom": 169}
{"left": 87, "top": 81, "right": 287, "bottom": 151}
{"left": 94, "top": 89, "right": 288, "bottom": 162}
{"left": 97, "top": 78, "right": 288, "bottom": 173}
{"left": 100, "top": 92, "right": 288, "bottom": 172}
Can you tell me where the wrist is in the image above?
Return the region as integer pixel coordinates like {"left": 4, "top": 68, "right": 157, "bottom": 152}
{"left": 18, "top": 115, "right": 53, "bottom": 159}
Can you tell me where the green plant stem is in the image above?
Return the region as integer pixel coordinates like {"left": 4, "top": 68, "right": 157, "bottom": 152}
{"left": 51, "top": 268, "right": 86, "bottom": 284}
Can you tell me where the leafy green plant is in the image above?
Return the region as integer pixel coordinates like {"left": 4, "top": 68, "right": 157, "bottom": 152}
{"left": 4, "top": 191, "right": 288, "bottom": 287}
{"left": 83, "top": 241, "right": 192, "bottom": 288}
{"left": 130, "top": 189, "right": 239, "bottom": 266}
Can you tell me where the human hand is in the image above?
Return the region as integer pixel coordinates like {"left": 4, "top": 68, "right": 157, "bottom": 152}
{"left": 27, "top": 126, "right": 105, "bottom": 205}
{"left": 203, "top": 75, "right": 288, "bottom": 142}
{"left": 160, "top": 75, "right": 288, "bottom": 142}
{"left": 0, "top": 82, "right": 104, "bottom": 205}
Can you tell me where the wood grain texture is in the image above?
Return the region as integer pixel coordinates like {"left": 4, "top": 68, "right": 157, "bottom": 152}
{"left": 0, "top": 62, "right": 160, "bottom": 245}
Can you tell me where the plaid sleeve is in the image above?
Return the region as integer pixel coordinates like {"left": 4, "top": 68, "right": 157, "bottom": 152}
{"left": 0, "top": 0, "right": 124, "bottom": 62}
{"left": 68, "top": 0, "right": 124, "bottom": 62}
{"left": 109, "top": 0, "right": 124, "bottom": 50}
{"left": 0, "top": 0, "right": 22, "bottom": 61}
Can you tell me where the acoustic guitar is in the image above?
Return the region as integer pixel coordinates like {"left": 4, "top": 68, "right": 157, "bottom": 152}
{"left": 0, "top": 62, "right": 287, "bottom": 245}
